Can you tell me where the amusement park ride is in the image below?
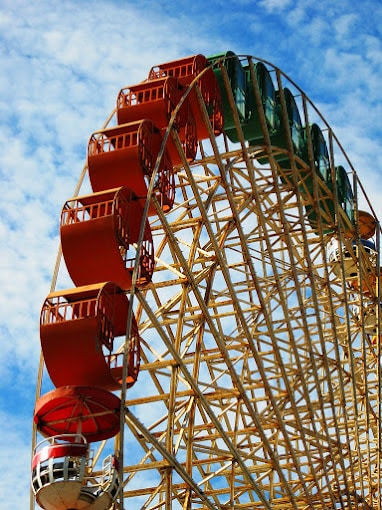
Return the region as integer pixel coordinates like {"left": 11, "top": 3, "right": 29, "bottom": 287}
{"left": 31, "top": 52, "right": 382, "bottom": 509}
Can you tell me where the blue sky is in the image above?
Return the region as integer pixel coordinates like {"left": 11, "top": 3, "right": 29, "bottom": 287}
{"left": 1, "top": 0, "right": 382, "bottom": 506}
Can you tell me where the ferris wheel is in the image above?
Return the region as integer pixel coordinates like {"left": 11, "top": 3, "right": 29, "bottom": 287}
{"left": 31, "top": 53, "right": 382, "bottom": 510}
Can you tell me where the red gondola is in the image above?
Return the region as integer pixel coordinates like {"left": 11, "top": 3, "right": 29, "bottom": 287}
{"left": 60, "top": 187, "right": 154, "bottom": 290}
{"left": 88, "top": 120, "right": 175, "bottom": 214}
{"left": 40, "top": 282, "right": 141, "bottom": 391}
{"left": 148, "top": 54, "right": 224, "bottom": 139}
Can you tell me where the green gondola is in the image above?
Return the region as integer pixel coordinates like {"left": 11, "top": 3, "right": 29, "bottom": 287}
{"left": 244, "top": 61, "right": 279, "bottom": 144}
{"left": 303, "top": 123, "right": 335, "bottom": 233}
{"left": 208, "top": 53, "right": 280, "bottom": 145}
{"left": 257, "top": 87, "right": 306, "bottom": 171}
{"left": 208, "top": 51, "right": 246, "bottom": 141}
{"left": 336, "top": 165, "right": 354, "bottom": 225}
{"left": 271, "top": 88, "right": 306, "bottom": 162}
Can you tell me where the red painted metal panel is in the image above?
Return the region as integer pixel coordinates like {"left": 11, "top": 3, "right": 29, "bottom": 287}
{"left": 32, "top": 443, "right": 88, "bottom": 470}
{"left": 34, "top": 386, "right": 121, "bottom": 443}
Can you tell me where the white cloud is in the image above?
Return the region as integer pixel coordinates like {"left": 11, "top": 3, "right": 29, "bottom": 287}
{"left": 334, "top": 13, "right": 358, "bottom": 39}
{"left": 257, "top": 0, "right": 293, "bottom": 13}
{"left": 0, "top": 411, "right": 32, "bottom": 508}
